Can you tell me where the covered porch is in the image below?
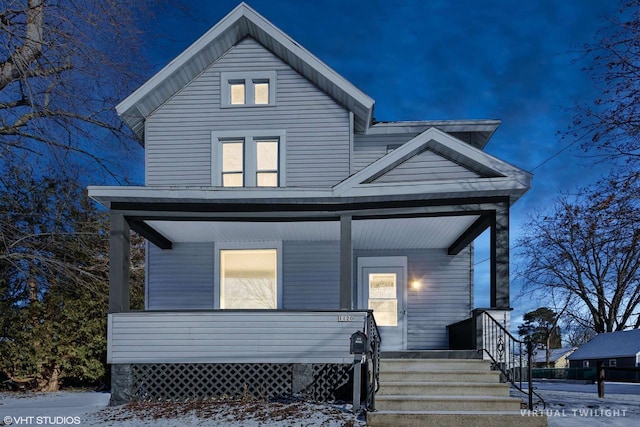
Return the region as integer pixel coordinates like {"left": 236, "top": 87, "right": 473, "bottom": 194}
{"left": 98, "top": 188, "right": 513, "bottom": 352}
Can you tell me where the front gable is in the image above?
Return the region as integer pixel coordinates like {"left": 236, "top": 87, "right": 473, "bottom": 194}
{"left": 334, "top": 127, "right": 531, "bottom": 201}
{"left": 117, "top": 2, "right": 374, "bottom": 139}
{"left": 145, "top": 37, "right": 351, "bottom": 187}
{"left": 370, "top": 148, "right": 481, "bottom": 184}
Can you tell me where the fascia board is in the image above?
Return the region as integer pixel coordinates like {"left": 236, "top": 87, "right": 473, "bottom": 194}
{"left": 243, "top": 7, "right": 374, "bottom": 112}
{"left": 87, "top": 186, "right": 335, "bottom": 207}
{"left": 338, "top": 177, "right": 530, "bottom": 200}
{"left": 116, "top": 5, "right": 246, "bottom": 116}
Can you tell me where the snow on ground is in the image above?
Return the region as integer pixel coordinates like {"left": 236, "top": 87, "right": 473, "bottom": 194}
{"left": 518, "top": 381, "right": 640, "bottom": 427}
{"left": 2, "top": 381, "right": 639, "bottom": 426}
{"left": 0, "top": 392, "right": 365, "bottom": 426}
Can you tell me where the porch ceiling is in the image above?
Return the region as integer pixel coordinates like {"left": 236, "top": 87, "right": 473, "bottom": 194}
{"left": 145, "top": 215, "right": 480, "bottom": 249}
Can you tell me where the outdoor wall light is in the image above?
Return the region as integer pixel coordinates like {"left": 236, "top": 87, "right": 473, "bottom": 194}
{"left": 410, "top": 280, "right": 422, "bottom": 290}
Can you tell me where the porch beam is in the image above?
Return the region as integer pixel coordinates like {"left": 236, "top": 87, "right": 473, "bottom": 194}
{"left": 113, "top": 199, "right": 509, "bottom": 222}
{"left": 340, "top": 215, "right": 353, "bottom": 309}
{"left": 109, "top": 213, "right": 130, "bottom": 313}
{"left": 490, "top": 202, "right": 510, "bottom": 309}
{"left": 447, "top": 214, "right": 492, "bottom": 255}
{"left": 129, "top": 220, "right": 173, "bottom": 250}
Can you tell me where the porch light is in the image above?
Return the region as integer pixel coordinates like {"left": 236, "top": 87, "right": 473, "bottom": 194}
{"left": 410, "top": 280, "right": 422, "bottom": 290}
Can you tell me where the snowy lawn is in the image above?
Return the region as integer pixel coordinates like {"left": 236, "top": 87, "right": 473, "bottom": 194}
{"left": 520, "top": 381, "right": 640, "bottom": 427}
{"left": 0, "top": 392, "right": 365, "bottom": 426}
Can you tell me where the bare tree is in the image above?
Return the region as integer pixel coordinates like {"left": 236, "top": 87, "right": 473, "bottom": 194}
{"left": 0, "top": 0, "right": 177, "bottom": 178}
{"left": 517, "top": 174, "right": 640, "bottom": 334}
{"left": 566, "top": 0, "right": 640, "bottom": 169}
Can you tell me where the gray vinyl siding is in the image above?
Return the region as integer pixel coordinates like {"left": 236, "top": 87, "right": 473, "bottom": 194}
{"left": 282, "top": 241, "right": 340, "bottom": 309}
{"left": 147, "top": 243, "right": 214, "bottom": 310}
{"left": 352, "top": 133, "right": 419, "bottom": 172}
{"left": 145, "top": 37, "right": 350, "bottom": 187}
{"left": 374, "top": 149, "right": 480, "bottom": 183}
{"left": 356, "top": 248, "right": 472, "bottom": 350}
{"left": 107, "top": 311, "right": 366, "bottom": 364}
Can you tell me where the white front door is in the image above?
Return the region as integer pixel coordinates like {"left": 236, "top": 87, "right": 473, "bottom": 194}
{"left": 358, "top": 257, "right": 407, "bottom": 351}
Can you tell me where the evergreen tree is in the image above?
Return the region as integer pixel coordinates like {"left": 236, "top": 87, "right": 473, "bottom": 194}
{"left": 0, "top": 162, "right": 143, "bottom": 390}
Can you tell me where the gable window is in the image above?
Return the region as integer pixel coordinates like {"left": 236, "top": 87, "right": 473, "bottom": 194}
{"left": 221, "top": 71, "right": 276, "bottom": 107}
{"left": 213, "top": 130, "right": 286, "bottom": 187}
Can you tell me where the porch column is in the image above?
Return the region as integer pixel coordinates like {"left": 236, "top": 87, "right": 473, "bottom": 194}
{"left": 109, "top": 213, "right": 130, "bottom": 313}
{"left": 340, "top": 215, "right": 352, "bottom": 309}
{"left": 490, "top": 202, "right": 510, "bottom": 309}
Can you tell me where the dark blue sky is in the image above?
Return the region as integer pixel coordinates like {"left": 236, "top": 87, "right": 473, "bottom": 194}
{"left": 141, "top": 1, "right": 620, "bottom": 324}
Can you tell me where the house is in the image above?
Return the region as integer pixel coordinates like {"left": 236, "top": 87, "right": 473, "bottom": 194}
{"left": 88, "top": 2, "right": 532, "bottom": 409}
{"left": 532, "top": 347, "right": 576, "bottom": 368}
{"left": 568, "top": 330, "right": 640, "bottom": 381}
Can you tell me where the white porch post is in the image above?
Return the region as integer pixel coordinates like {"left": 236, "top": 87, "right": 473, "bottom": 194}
{"left": 340, "top": 214, "right": 353, "bottom": 309}
{"left": 109, "top": 213, "right": 130, "bottom": 313}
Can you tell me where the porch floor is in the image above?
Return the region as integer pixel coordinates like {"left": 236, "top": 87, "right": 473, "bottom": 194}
{"left": 380, "top": 350, "right": 481, "bottom": 359}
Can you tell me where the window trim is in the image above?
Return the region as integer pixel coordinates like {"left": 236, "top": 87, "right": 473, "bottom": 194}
{"left": 609, "top": 359, "right": 617, "bottom": 367}
{"left": 221, "top": 71, "right": 276, "bottom": 108}
{"left": 212, "top": 130, "right": 286, "bottom": 187}
{"left": 213, "top": 241, "right": 283, "bottom": 309}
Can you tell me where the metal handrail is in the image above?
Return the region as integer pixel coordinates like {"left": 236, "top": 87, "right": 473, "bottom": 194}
{"left": 477, "top": 310, "right": 545, "bottom": 410}
{"left": 364, "top": 311, "right": 381, "bottom": 411}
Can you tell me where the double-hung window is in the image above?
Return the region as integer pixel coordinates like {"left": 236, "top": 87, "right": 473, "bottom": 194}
{"left": 221, "top": 71, "right": 276, "bottom": 107}
{"left": 213, "top": 130, "right": 285, "bottom": 187}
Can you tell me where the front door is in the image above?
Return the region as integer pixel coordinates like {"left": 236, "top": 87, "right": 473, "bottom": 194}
{"left": 358, "top": 257, "right": 407, "bottom": 351}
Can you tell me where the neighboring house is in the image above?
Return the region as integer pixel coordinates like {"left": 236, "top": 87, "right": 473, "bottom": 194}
{"left": 532, "top": 347, "right": 576, "bottom": 368}
{"left": 568, "top": 330, "right": 640, "bottom": 370}
{"left": 89, "top": 3, "right": 531, "bottom": 404}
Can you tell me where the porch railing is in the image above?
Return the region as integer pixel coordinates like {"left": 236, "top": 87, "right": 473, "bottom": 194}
{"left": 364, "top": 311, "right": 381, "bottom": 411}
{"left": 476, "top": 310, "right": 545, "bottom": 410}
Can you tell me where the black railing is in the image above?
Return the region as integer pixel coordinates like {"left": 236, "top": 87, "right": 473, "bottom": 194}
{"left": 476, "top": 310, "right": 545, "bottom": 410}
{"left": 364, "top": 311, "right": 381, "bottom": 411}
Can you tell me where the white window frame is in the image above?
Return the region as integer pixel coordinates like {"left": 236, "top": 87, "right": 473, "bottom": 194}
{"left": 221, "top": 71, "right": 276, "bottom": 107}
{"left": 213, "top": 241, "right": 283, "bottom": 309}
{"left": 212, "top": 130, "right": 286, "bottom": 187}
{"left": 609, "top": 359, "right": 617, "bottom": 367}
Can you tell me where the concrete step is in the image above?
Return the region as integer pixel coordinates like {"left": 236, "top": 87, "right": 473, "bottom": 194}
{"left": 379, "top": 369, "right": 501, "bottom": 383}
{"left": 380, "top": 358, "right": 491, "bottom": 372}
{"left": 377, "top": 381, "right": 510, "bottom": 397}
{"left": 381, "top": 350, "right": 481, "bottom": 359}
{"left": 375, "top": 395, "right": 522, "bottom": 412}
{"left": 367, "top": 410, "right": 548, "bottom": 427}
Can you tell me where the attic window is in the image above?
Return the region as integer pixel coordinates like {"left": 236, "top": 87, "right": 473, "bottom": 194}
{"left": 221, "top": 71, "right": 276, "bottom": 107}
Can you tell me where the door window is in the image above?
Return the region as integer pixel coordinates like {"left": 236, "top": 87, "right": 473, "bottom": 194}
{"left": 368, "top": 273, "right": 398, "bottom": 326}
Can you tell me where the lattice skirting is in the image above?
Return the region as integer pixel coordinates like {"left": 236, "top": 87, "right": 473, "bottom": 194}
{"left": 112, "top": 363, "right": 352, "bottom": 403}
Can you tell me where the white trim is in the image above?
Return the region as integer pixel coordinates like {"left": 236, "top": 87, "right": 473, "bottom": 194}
{"left": 357, "top": 256, "right": 408, "bottom": 350}
{"left": 213, "top": 241, "right": 283, "bottom": 310}
{"left": 144, "top": 240, "right": 150, "bottom": 310}
{"left": 349, "top": 111, "right": 354, "bottom": 175}
{"left": 220, "top": 71, "right": 277, "bottom": 108}
{"left": 211, "top": 130, "right": 287, "bottom": 187}
{"left": 106, "top": 314, "right": 114, "bottom": 363}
